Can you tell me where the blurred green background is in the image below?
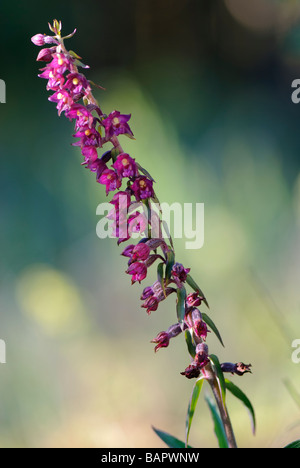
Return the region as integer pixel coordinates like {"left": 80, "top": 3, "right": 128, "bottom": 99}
{"left": 1, "top": 0, "right": 300, "bottom": 448}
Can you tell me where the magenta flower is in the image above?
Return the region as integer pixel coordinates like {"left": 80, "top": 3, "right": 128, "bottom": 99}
{"left": 131, "top": 176, "right": 154, "bottom": 201}
{"left": 65, "top": 72, "right": 91, "bottom": 98}
{"left": 113, "top": 153, "right": 138, "bottom": 179}
{"left": 48, "top": 89, "right": 74, "bottom": 115}
{"left": 126, "top": 261, "right": 147, "bottom": 284}
{"left": 65, "top": 104, "right": 94, "bottom": 130}
{"left": 131, "top": 243, "right": 150, "bottom": 261}
{"left": 110, "top": 190, "right": 132, "bottom": 211}
{"left": 194, "top": 319, "right": 209, "bottom": 340}
{"left": 49, "top": 53, "right": 72, "bottom": 75}
{"left": 151, "top": 332, "right": 170, "bottom": 352}
{"left": 101, "top": 110, "right": 134, "bottom": 140}
{"left": 128, "top": 212, "right": 148, "bottom": 237}
{"left": 98, "top": 169, "right": 121, "bottom": 195}
{"left": 81, "top": 146, "right": 98, "bottom": 164}
{"left": 186, "top": 292, "right": 203, "bottom": 308}
{"left": 73, "top": 125, "right": 102, "bottom": 148}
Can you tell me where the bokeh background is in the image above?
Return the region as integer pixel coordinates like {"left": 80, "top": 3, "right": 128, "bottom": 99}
{"left": 1, "top": 0, "right": 300, "bottom": 448}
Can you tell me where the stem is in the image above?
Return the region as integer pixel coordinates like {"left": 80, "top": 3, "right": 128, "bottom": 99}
{"left": 203, "top": 362, "right": 237, "bottom": 449}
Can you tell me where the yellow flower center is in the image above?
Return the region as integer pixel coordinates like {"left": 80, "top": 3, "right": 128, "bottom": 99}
{"left": 112, "top": 117, "right": 120, "bottom": 126}
{"left": 57, "top": 93, "right": 63, "bottom": 100}
{"left": 72, "top": 78, "right": 79, "bottom": 85}
{"left": 85, "top": 129, "right": 91, "bottom": 136}
{"left": 122, "top": 158, "right": 129, "bottom": 167}
{"left": 139, "top": 180, "right": 146, "bottom": 189}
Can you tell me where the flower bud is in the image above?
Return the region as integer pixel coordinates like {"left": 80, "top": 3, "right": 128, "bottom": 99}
{"left": 31, "top": 34, "right": 56, "bottom": 46}
{"left": 36, "top": 47, "right": 55, "bottom": 62}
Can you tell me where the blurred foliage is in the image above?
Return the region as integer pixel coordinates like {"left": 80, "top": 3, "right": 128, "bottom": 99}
{"left": 1, "top": 0, "right": 300, "bottom": 448}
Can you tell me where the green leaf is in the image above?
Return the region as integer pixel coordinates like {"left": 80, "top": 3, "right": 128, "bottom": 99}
{"left": 210, "top": 355, "right": 226, "bottom": 408}
{"left": 284, "top": 440, "right": 300, "bottom": 448}
{"left": 185, "top": 378, "right": 204, "bottom": 447}
{"left": 152, "top": 427, "right": 192, "bottom": 448}
{"left": 225, "top": 379, "right": 256, "bottom": 434}
{"left": 186, "top": 274, "right": 209, "bottom": 308}
{"left": 157, "top": 262, "right": 166, "bottom": 296}
{"left": 136, "top": 162, "right": 155, "bottom": 182}
{"left": 165, "top": 250, "right": 175, "bottom": 282}
{"left": 202, "top": 313, "right": 224, "bottom": 347}
{"left": 205, "top": 396, "right": 229, "bottom": 448}
{"left": 283, "top": 379, "right": 300, "bottom": 410}
{"left": 176, "top": 286, "right": 187, "bottom": 324}
{"left": 185, "top": 329, "right": 196, "bottom": 358}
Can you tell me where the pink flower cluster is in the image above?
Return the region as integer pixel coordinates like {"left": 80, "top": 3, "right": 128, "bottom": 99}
{"left": 32, "top": 22, "right": 251, "bottom": 381}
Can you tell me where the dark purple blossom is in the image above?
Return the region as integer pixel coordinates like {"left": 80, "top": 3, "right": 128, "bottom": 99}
{"left": 171, "top": 263, "right": 190, "bottom": 282}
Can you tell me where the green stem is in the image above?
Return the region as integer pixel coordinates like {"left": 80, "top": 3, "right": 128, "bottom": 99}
{"left": 203, "top": 363, "right": 237, "bottom": 449}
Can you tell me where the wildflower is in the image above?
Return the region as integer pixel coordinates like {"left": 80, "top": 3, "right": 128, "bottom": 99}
{"left": 171, "top": 263, "right": 190, "bottom": 282}
{"left": 181, "top": 343, "right": 210, "bottom": 379}
{"left": 127, "top": 211, "right": 148, "bottom": 237}
{"left": 151, "top": 323, "right": 184, "bottom": 352}
{"left": 73, "top": 125, "right": 102, "bottom": 148}
{"left": 194, "top": 319, "right": 209, "bottom": 340}
{"left": 141, "top": 296, "right": 159, "bottom": 314}
{"left": 180, "top": 364, "right": 201, "bottom": 379}
{"left": 48, "top": 89, "right": 74, "bottom": 115}
{"left": 151, "top": 332, "right": 169, "bottom": 352}
{"left": 186, "top": 292, "right": 203, "bottom": 308}
{"left": 101, "top": 110, "right": 134, "bottom": 140}
{"left": 131, "top": 176, "right": 154, "bottom": 201}
{"left": 126, "top": 261, "right": 147, "bottom": 284}
{"left": 113, "top": 153, "right": 139, "bottom": 179}
{"left": 98, "top": 169, "right": 122, "bottom": 195}
{"left": 220, "top": 362, "right": 252, "bottom": 376}
{"left": 65, "top": 104, "right": 94, "bottom": 130}
{"left": 65, "top": 72, "right": 91, "bottom": 98}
